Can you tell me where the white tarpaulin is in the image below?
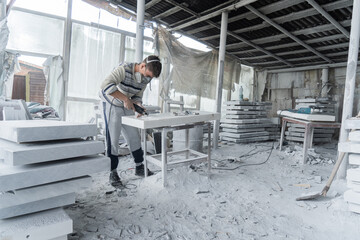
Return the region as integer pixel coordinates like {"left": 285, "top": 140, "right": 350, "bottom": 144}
{"left": 154, "top": 27, "right": 241, "bottom": 108}
{"left": 43, "top": 55, "right": 65, "bottom": 119}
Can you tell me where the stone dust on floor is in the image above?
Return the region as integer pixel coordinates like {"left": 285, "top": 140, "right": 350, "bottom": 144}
{"left": 64, "top": 141, "right": 360, "bottom": 240}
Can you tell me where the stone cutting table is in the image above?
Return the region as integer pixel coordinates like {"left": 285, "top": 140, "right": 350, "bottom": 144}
{"left": 279, "top": 117, "right": 341, "bottom": 164}
{"left": 122, "top": 111, "right": 220, "bottom": 186}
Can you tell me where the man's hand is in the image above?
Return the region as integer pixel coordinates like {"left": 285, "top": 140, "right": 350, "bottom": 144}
{"left": 134, "top": 102, "right": 146, "bottom": 118}
{"left": 123, "top": 98, "right": 135, "bottom": 111}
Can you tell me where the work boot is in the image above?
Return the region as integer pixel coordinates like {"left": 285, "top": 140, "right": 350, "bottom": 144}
{"left": 135, "top": 164, "right": 154, "bottom": 177}
{"left": 109, "top": 170, "right": 123, "bottom": 187}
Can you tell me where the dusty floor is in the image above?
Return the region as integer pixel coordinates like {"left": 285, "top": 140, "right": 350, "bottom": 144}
{"left": 65, "top": 141, "right": 360, "bottom": 240}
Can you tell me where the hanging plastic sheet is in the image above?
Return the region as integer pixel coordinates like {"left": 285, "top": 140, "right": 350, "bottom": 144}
{"left": 154, "top": 27, "right": 241, "bottom": 107}
{"left": 43, "top": 55, "right": 65, "bottom": 119}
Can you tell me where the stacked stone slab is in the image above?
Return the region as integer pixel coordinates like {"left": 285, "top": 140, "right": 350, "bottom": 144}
{"left": 339, "top": 119, "right": 360, "bottom": 214}
{"left": 0, "top": 120, "right": 109, "bottom": 240}
{"left": 220, "top": 101, "right": 280, "bottom": 143}
{"left": 285, "top": 98, "right": 336, "bottom": 144}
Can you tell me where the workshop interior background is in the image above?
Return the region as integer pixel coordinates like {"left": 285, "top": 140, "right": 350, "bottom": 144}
{"left": 1, "top": 0, "right": 360, "bottom": 239}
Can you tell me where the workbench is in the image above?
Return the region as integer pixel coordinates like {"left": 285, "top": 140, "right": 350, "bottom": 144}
{"left": 279, "top": 117, "right": 341, "bottom": 164}
{"left": 122, "top": 111, "right": 220, "bottom": 186}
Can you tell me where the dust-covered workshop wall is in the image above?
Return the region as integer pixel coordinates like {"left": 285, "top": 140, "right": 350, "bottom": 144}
{"left": 261, "top": 67, "right": 360, "bottom": 121}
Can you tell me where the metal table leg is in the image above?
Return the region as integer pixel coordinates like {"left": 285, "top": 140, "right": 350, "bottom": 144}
{"left": 142, "top": 129, "right": 148, "bottom": 177}
{"left": 279, "top": 118, "right": 287, "bottom": 150}
{"left": 303, "top": 124, "right": 311, "bottom": 164}
{"left": 208, "top": 122, "right": 211, "bottom": 172}
{"left": 161, "top": 128, "right": 168, "bottom": 187}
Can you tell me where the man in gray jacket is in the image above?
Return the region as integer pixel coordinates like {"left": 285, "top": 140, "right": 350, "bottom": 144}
{"left": 99, "top": 55, "right": 162, "bottom": 187}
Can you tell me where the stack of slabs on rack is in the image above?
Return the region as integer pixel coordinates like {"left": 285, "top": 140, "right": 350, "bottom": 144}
{"left": 339, "top": 119, "right": 360, "bottom": 214}
{"left": 0, "top": 120, "right": 109, "bottom": 240}
{"left": 285, "top": 98, "right": 336, "bottom": 144}
{"left": 220, "top": 101, "right": 279, "bottom": 143}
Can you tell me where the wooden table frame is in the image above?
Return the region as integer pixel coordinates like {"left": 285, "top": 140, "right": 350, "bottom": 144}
{"left": 279, "top": 117, "right": 341, "bottom": 164}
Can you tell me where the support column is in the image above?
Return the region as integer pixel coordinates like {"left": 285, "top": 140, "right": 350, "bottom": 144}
{"left": 213, "top": 11, "right": 228, "bottom": 149}
{"left": 321, "top": 68, "right": 329, "bottom": 97}
{"left": 135, "top": 0, "right": 145, "bottom": 63}
{"left": 62, "top": 0, "right": 72, "bottom": 120}
{"left": 0, "top": 0, "right": 5, "bottom": 20}
{"left": 338, "top": 0, "right": 360, "bottom": 179}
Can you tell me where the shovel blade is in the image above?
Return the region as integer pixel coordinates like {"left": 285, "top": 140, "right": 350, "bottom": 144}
{"left": 296, "top": 192, "right": 321, "bottom": 201}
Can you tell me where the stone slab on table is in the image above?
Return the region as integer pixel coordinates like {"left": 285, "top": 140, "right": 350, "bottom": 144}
{"left": 0, "top": 208, "right": 72, "bottom": 240}
{"left": 285, "top": 136, "right": 331, "bottom": 143}
{"left": 0, "top": 120, "right": 97, "bottom": 143}
{"left": 224, "top": 110, "right": 267, "bottom": 115}
{"left": 0, "top": 139, "right": 104, "bottom": 166}
{"left": 122, "top": 111, "right": 220, "bottom": 129}
{"left": 0, "top": 155, "right": 109, "bottom": 191}
{"left": 224, "top": 105, "right": 265, "bottom": 111}
{"left": 277, "top": 110, "right": 335, "bottom": 122}
{"left": 223, "top": 114, "right": 266, "bottom": 119}
{"left": 0, "top": 176, "right": 91, "bottom": 219}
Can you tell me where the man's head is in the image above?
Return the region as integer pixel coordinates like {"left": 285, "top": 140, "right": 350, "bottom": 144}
{"left": 138, "top": 55, "right": 162, "bottom": 79}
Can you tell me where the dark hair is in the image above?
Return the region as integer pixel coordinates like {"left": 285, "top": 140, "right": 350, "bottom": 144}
{"left": 143, "top": 55, "right": 162, "bottom": 78}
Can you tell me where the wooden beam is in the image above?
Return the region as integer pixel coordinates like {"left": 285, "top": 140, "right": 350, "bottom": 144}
{"left": 153, "top": 6, "right": 181, "bottom": 19}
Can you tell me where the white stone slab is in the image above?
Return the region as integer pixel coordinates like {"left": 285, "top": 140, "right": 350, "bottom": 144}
{"left": 347, "top": 168, "right": 360, "bottom": 182}
{"left": 224, "top": 101, "right": 257, "bottom": 106}
{"left": 349, "top": 131, "right": 360, "bottom": 142}
{"left": 0, "top": 208, "right": 72, "bottom": 240}
{"left": 224, "top": 110, "right": 267, "bottom": 115}
{"left": 220, "top": 131, "right": 269, "bottom": 139}
{"left": 122, "top": 111, "right": 220, "bottom": 129}
{"left": 347, "top": 179, "right": 360, "bottom": 192}
{"left": 285, "top": 136, "right": 331, "bottom": 143}
{"left": 285, "top": 131, "right": 332, "bottom": 138}
{"left": 348, "top": 202, "right": 360, "bottom": 214}
{"left": 222, "top": 136, "right": 269, "bottom": 143}
{"left": 0, "top": 139, "right": 104, "bottom": 166}
{"left": 224, "top": 105, "right": 265, "bottom": 110}
{"left": 0, "top": 176, "right": 91, "bottom": 219}
{"left": 50, "top": 236, "right": 68, "bottom": 240}
{"left": 277, "top": 110, "right": 335, "bottom": 122}
{"left": 0, "top": 120, "right": 97, "bottom": 143}
{"left": 220, "top": 123, "right": 274, "bottom": 129}
{"left": 0, "top": 155, "right": 109, "bottom": 191}
{"left": 349, "top": 154, "right": 360, "bottom": 165}
{"left": 224, "top": 114, "right": 266, "bottom": 119}
{"left": 344, "top": 118, "right": 360, "bottom": 130}
{"left": 295, "top": 98, "right": 317, "bottom": 103}
{"left": 344, "top": 189, "right": 360, "bottom": 205}
{"left": 222, "top": 128, "right": 266, "bottom": 133}
{"left": 221, "top": 118, "right": 270, "bottom": 124}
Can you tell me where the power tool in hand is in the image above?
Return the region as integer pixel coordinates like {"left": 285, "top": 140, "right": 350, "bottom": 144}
{"left": 134, "top": 104, "right": 148, "bottom": 116}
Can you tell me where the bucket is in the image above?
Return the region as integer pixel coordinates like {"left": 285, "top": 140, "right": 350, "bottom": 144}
{"left": 173, "top": 125, "right": 203, "bottom": 153}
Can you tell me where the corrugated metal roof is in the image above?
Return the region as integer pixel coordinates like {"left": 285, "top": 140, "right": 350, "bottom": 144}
{"left": 108, "top": 0, "right": 357, "bottom": 70}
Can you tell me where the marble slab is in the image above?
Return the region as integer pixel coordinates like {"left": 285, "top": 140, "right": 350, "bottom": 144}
{"left": 0, "top": 176, "right": 91, "bottom": 219}
{"left": 277, "top": 110, "right": 335, "bottom": 122}
{"left": 222, "top": 128, "right": 266, "bottom": 133}
{"left": 344, "top": 189, "right": 360, "bottom": 205}
{"left": 348, "top": 202, "right": 360, "bottom": 214}
{"left": 343, "top": 118, "right": 360, "bottom": 130}
{"left": 349, "top": 154, "right": 360, "bottom": 165}
{"left": 0, "top": 208, "right": 72, "bottom": 240}
{"left": 222, "top": 136, "right": 270, "bottom": 143}
{"left": 349, "top": 131, "right": 360, "bottom": 142}
{"left": 224, "top": 110, "right": 267, "bottom": 115}
{"left": 224, "top": 114, "right": 266, "bottom": 119}
{"left": 220, "top": 131, "right": 269, "bottom": 139}
{"left": 122, "top": 111, "right": 220, "bottom": 129}
{"left": 0, "top": 120, "right": 97, "bottom": 143}
{"left": 220, "top": 123, "right": 274, "bottom": 129}
{"left": 347, "top": 168, "right": 360, "bottom": 182}
{"left": 0, "top": 139, "right": 104, "bottom": 166}
{"left": 224, "top": 106, "right": 265, "bottom": 110}
{"left": 221, "top": 118, "right": 270, "bottom": 124}
{"left": 50, "top": 236, "right": 68, "bottom": 240}
{"left": 0, "top": 155, "right": 109, "bottom": 191}
{"left": 347, "top": 179, "right": 360, "bottom": 192}
{"left": 285, "top": 136, "right": 331, "bottom": 143}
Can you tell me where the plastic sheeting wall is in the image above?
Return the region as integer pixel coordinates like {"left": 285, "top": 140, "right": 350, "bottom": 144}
{"left": 154, "top": 27, "right": 241, "bottom": 111}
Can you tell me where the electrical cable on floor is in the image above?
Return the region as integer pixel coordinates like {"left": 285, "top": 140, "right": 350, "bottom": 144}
{"left": 212, "top": 141, "right": 275, "bottom": 171}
